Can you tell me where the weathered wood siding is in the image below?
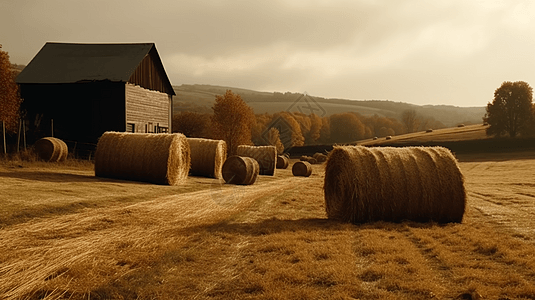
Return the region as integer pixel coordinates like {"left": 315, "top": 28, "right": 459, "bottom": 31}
{"left": 128, "top": 49, "right": 174, "bottom": 96}
{"left": 125, "top": 83, "right": 171, "bottom": 133}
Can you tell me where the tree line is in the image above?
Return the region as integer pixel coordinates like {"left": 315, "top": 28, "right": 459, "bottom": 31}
{"left": 173, "top": 90, "right": 446, "bottom": 154}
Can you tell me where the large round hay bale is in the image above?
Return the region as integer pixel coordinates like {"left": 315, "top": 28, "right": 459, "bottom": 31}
{"left": 222, "top": 155, "right": 259, "bottom": 185}
{"left": 324, "top": 146, "right": 466, "bottom": 224}
{"left": 292, "top": 161, "right": 312, "bottom": 177}
{"left": 276, "top": 155, "right": 289, "bottom": 169}
{"left": 34, "top": 137, "right": 68, "bottom": 162}
{"left": 187, "top": 138, "right": 227, "bottom": 178}
{"left": 94, "top": 132, "right": 190, "bottom": 185}
{"left": 236, "top": 145, "right": 276, "bottom": 176}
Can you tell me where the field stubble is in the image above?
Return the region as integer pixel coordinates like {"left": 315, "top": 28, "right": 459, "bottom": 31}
{"left": 1, "top": 154, "right": 535, "bottom": 299}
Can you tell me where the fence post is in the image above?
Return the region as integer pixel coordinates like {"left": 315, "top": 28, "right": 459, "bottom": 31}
{"left": 23, "top": 119, "right": 26, "bottom": 151}
{"left": 2, "top": 120, "right": 6, "bottom": 155}
{"left": 51, "top": 119, "right": 54, "bottom": 137}
{"left": 17, "top": 119, "right": 21, "bottom": 152}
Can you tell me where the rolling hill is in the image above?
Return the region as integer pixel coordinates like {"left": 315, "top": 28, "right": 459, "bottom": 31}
{"left": 173, "top": 84, "right": 486, "bottom": 127}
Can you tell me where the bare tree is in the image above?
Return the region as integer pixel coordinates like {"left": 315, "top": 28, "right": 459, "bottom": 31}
{"left": 401, "top": 109, "right": 420, "bottom": 133}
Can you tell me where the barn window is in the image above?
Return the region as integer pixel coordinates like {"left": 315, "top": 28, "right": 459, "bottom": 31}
{"left": 126, "top": 123, "right": 135, "bottom": 133}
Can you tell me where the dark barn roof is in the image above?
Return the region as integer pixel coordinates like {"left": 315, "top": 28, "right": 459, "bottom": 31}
{"left": 16, "top": 42, "right": 175, "bottom": 95}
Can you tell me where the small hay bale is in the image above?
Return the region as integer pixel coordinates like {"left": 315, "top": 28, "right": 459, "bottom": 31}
{"left": 426, "top": 129, "right": 433, "bottom": 133}
{"left": 34, "top": 137, "right": 68, "bottom": 162}
{"left": 187, "top": 138, "right": 227, "bottom": 178}
{"left": 292, "top": 161, "right": 312, "bottom": 177}
{"left": 300, "top": 155, "right": 318, "bottom": 164}
{"left": 313, "top": 152, "right": 327, "bottom": 163}
{"left": 385, "top": 136, "right": 392, "bottom": 140}
{"left": 458, "top": 124, "right": 465, "bottom": 127}
{"left": 276, "top": 155, "right": 289, "bottom": 169}
{"left": 236, "top": 145, "right": 276, "bottom": 176}
{"left": 324, "top": 146, "right": 466, "bottom": 224}
{"left": 373, "top": 137, "right": 378, "bottom": 140}
{"left": 222, "top": 155, "right": 259, "bottom": 185}
{"left": 94, "top": 132, "right": 190, "bottom": 185}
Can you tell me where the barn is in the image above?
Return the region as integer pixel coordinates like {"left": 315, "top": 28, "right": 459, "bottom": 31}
{"left": 16, "top": 42, "right": 175, "bottom": 148}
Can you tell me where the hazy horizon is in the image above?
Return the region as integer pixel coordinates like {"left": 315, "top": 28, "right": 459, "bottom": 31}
{"left": 2, "top": 0, "right": 534, "bottom": 108}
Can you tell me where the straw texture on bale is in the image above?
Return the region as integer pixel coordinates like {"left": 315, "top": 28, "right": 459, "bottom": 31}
{"left": 276, "top": 155, "right": 289, "bottom": 169}
{"left": 222, "top": 155, "right": 259, "bottom": 185}
{"left": 34, "top": 137, "right": 68, "bottom": 162}
{"left": 94, "top": 132, "right": 190, "bottom": 185}
{"left": 292, "top": 161, "right": 313, "bottom": 177}
{"left": 324, "top": 146, "right": 466, "bottom": 224}
{"left": 236, "top": 145, "right": 276, "bottom": 176}
{"left": 187, "top": 138, "right": 227, "bottom": 178}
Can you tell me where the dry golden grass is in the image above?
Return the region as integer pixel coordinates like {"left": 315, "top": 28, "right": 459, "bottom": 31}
{"left": 359, "top": 123, "right": 489, "bottom": 146}
{"left": 2, "top": 155, "right": 535, "bottom": 299}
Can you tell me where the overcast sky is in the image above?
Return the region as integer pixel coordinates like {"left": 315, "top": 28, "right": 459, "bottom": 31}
{"left": 2, "top": 0, "right": 534, "bottom": 107}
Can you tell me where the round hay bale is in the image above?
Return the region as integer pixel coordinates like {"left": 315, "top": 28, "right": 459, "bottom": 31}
{"left": 222, "top": 155, "right": 259, "bottom": 185}
{"left": 458, "top": 124, "right": 465, "bottom": 127}
{"left": 313, "top": 153, "right": 327, "bottom": 163}
{"left": 94, "top": 132, "right": 190, "bottom": 185}
{"left": 236, "top": 145, "right": 276, "bottom": 176}
{"left": 385, "top": 136, "right": 392, "bottom": 140}
{"left": 292, "top": 161, "right": 312, "bottom": 177}
{"left": 426, "top": 129, "right": 433, "bottom": 133}
{"left": 324, "top": 146, "right": 466, "bottom": 224}
{"left": 187, "top": 138, "right": 227, "bottom": 178}
{"left": 34, "top": 137, "right": 68, "bottom": 162}
{"left": 276, "top": 155, "right": 289, "bottom": 169}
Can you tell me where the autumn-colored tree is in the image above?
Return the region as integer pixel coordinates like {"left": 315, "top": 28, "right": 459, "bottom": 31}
{"left": 484, "top": 81, "right": 533, "bottom": 137}
{"left": 0, "top": 48, "right": 21, "bottom": 133}
{"left": 211, "top": 90, "right": 255, "bottom": 156}
{"left": 172, "top": 111, "right": 212, "bottom": 138}
{"left": 306, "top": 113, "right": 322, "bottom": 144}
{"left": 292, "top": 113, "right": 311, "bottom": 143}
{"left": 266, "top": 127, "right": 284, "bottom": 154}
{"left": 318, "top": 117, "right": 331, "bottom": 144}
{"left": 251, "top": 113, "right": 272, "bottom": 145}
{"left": 329, "top": 113, "right": 366, "bottom": 143}
{"left": 378, "top": 126, "right": 395, "bottom": 137}
{"left": 270, "top": 112, "right": 304, "bottom": 150}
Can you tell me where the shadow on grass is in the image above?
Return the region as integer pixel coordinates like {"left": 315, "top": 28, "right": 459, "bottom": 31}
{"left": 182, "top": 216, "right": 446, "bottom": 237}
{"left": 0, "top": 170, "right": 154, "bottom": 184}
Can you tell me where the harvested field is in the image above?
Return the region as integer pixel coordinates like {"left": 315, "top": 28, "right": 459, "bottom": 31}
{"left": 2, "top": 152, "right": 535, "bottom": 299}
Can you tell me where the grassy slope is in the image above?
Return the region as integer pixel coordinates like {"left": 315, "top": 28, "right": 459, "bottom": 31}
{"left": 359, "top": 124, "right": 490, "bottom": 146}
{"left": 173, "top": 84, "right": 485, "bottom": 127}
{"left": 2, "top": 155, "right": 535, "bottom": 299}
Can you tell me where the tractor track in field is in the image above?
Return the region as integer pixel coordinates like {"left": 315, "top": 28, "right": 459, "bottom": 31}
{"left": 401, "top": 228, "right": 457, "bottom": 294}
{"left": 468, "top": 191, "right": 535, "bottom": 240}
